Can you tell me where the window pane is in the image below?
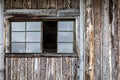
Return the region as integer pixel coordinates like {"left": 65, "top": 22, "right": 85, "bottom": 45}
{"left": 58, "top": 32, "right": 73, "bottom": 42}
{"left": 12, "top": 22, "right": 25, "bottom": 31}
{"left": 58, "top": 21, "right": 74, "bottom": 31}
{"left": 26, "top": 32, "right": 41, "bottom": 42}
{"left": 12, "top": 32, "right": 25, "bottom": 42}
{"left": 57, "top": 43, "right": 73, "bottom": 53}
{"left": 27, "top": 22, "right": 41, "bottom": 31}
{"left": 12, "top": 43, "right": 25, "bottom": 53}
{"left": 26, "top": 43, "right": 41, "bottom": 53}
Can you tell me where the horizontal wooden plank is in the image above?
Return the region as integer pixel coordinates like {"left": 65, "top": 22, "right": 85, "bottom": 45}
{"left": 4, "top": 9, "right": 79, "bottom": 17}
{"left": 5, "top": 53, "right": 77, "bottom": 58}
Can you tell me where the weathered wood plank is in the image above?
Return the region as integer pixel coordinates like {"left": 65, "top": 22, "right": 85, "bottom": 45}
{"left": 101, "top": 0, "right": 111, "bottom": 80}
{"left": 57, "top": 0, "right": 64, "bottom": 9}
{"left": 71, "top": 58, "right": 77, "bottom": 80}
{"left": 0, "top": 0, "right": 4, "bottom": 80}
{"left": 111, "top": 0, "right": 119, "bottom": 80}
{"left": 13, "top": 58, "right": 18, "bottom": 80}
{"left": 33, "top": 58, "right": 40, "bottom": 80}
{"left": 118, "top": 0, "right": 120, "bottom": 79}
{"left": 94, "top": 0, "right": 102, "bottom": 80}
{"left": 19, "top": 58, "right": 25, "bottom": 80}
{"left": 40, "top": 57, "right": 47, "bottom": 80}
{"left": 6, "top": 58, "right": 11, "bottom": 80}
{"left": 62, "top": 57, "right": 71, "bottom": 80}
{"left": 56, "top": 58, "right": 62, "bottom": 80}
{"left": 85, "top": 0, "right": 94, "bottom": 80}
{"left": 27, "top": 58, "right": 32, "bottom": 80}
{"left": 49, "top": 0, "right": 56, "bottom": 9}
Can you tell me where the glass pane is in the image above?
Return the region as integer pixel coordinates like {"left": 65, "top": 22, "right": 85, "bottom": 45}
{"left": 12, "top": 22, "right": 25, "bottom": 31}
{"left": 27, "top": 22, "right": 41, "bottom": 31}
{"left": 12, "top": 43, "right": 25, "bottom": 53}
{"left": 12, "top": 32, "right": 25, "bottom": 42}
{"left": 58, "top": 21, "right": 74, "bottom": 31}
{"left": 26, "top": 32, "right": 41, "bottom": 42}
{"left": 57, "top": 43, "right": 73, "bottom": 53}
{"left": 58, "top": 32, "right": 73, "bottom": 42}
{"left": 26, "top": 43, "right": 41, "bottom": 53}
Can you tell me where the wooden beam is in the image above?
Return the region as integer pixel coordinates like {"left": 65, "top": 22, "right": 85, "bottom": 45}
{"left": 101, "top": 0, "right": 111, "bottom": 80}
{"left": 5, "top": 53, "right": 77, "bottom": 58}
{"left": 94, "top": 0, "right": 102, "bottom": 79}
{"left": 0, "top": 0, "right": 4, "bottom": 80}
{"left": 78, "top": 0, "right": 85, "bottom": 80}
{"left": 4, "top": 9, "right": 79, "bottom": 17}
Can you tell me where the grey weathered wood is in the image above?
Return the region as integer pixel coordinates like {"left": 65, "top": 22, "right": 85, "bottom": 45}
{"left": 5, "top": 53, "right": 77, "bottom": 58}
{"left": 101, "top": 0, "right": 111, "bottom": 80}
{"left": 94, "top": 0, "right": 102, "bottom": 80}
{"left": 79, "top": 0, "right": 85, "bottom": 80}
{"left": 4, "top": 9, "right": 79, "bottom": 17}
{"left": 118, "top": 0, "right": 120, "bottom": 79}
{"left": 111, "top": 0, "right": 119, "bottom": 80}
{"left": 0, "top": 0, "right": 4, "bottom": 80}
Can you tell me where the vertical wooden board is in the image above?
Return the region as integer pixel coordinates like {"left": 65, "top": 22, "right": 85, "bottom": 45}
{"left": 71, "top": 58, "right": 77, "bottom": 80}
{"left": 111, "top": 0, "right": 119, "bottom": 80}
{"left": 33, "top": 58, "right": 40, "bottom": 80}
{"left": 19, "top": 58, "right": 25, "bottom": 80}
{"left": 71, "top": 0, "right": 75, "bottom": 8}
{"left": 85, "top": 0, "right": 94, "bottom": 79}
{"left": 22, "top": 0, "right": 30, "bottom": 9}
{"left": 6, "top": 58, "right": 11, "bottom": 80}
{"left": 49, "top": 0, "right": 56, "bottom": 9}
{"left": 62, "top": 57, "right": 71, "bottom": 80}
{"left": 40, "top": 57, "right": 47, "bottom": 80}
{"left": 57, "top": 0, "right": 64, "bottom": 9}
{"left": 11, "top": 58, "right": 14, "bottom": 80}
{"left": 5, "top": 0, "right": 11, "bottom": 9}
{"left": 38, "top": 0, "right": 47, "bottom": 9}
{"left": 118, "top": 0, "right": 120, "bottom": 79}
{"left": 74, "top": 0, "right": 79, "bottom": 9}
{"left": 31, "top": 0, "right": 38, "bottom": 9}
{"left": 13, "top": 58, "right": 18, "bottom": 80}
{"left": 101, "top": 0, "right": 111, "bottom": 80}
{"left": 56, "top": 58, "right": 62, "bottom": 80}
{"left": 46, "top": 58, "right": 56, "bottom": 80}
{"left": 94, "top": 0, "right": 102, "bottom": 80}
{"left": 46, "top": 58, "right": 52, "bottom": 80}
{"left": 27, "top": 58, "right": 32, "bottom": 80}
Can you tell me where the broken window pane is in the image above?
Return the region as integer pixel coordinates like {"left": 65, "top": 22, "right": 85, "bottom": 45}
{"left": 12, "top": 22, "right": 25, "bottom": 31}
{"left": 26, "top": 43, "right": 41, "bottom": 53}
{"left": 12, "top": 32, "right": 25, "bottom": 42}
{"left": 58, "top": 21, "right": 74, "bottom": 31}
{"left": 12, "top": 43, "right": 25, "bottom": 53}
{"left": 26, "top": 32, "right": 41, "bottom": 42}
{"left": 57, "top": 43, "right": 73, "bottom": 53}
{"left": 27, "top": 22, "right": 41, "bottom": 31}
{"left": 58, "top": 32, "right": 73, "bottom": 42}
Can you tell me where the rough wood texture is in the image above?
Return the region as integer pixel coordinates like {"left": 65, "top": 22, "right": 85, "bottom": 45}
{"left": 5, "top": 0, "right": 79, "bottom": 9}
{"left": 5, "top": 57, "right": 78, "bottom": 80}
{"left": 118, "top": 0, "right": 120, "bottom": 80}
{"left": 94, "top": 0, "right": 102, "bottom": 80}
{"left": 0, "top": 0, "right": 4, "bottom": 80}
{"left": 111, "top": 0, "right": 119, "bottom": 80}
{"left": 85, "top": 0, "right": 94, "bottom": 80}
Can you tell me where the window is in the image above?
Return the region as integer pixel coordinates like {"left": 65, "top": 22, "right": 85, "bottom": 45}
{"left": 10, "top": 20, "right": 75, "bottom": 53}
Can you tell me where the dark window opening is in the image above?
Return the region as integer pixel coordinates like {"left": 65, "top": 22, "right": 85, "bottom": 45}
{"left": 43, "top": 21, "right": 57, "bottom": 53}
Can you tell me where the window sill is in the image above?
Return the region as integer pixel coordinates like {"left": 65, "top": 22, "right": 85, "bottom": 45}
{"left": 5, "top": 53, "right": 77, "bottom": 58}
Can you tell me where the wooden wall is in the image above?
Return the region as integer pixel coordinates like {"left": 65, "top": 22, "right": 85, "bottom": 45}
{"left": 5, "top": 0, "right": 79, "bottom": 9}
{"left": 84, "top": 0, "right": 120, "bottom": 80}
{"left": 5, "top": 57, "right": 77, "bottom": 80}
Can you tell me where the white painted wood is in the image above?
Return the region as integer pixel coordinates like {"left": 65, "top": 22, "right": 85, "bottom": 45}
{"left": 78, "top": 0, "right": 85, "bottom": 80}
{"left": 0, "top": 0, "right": 4, "bottom": 80}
